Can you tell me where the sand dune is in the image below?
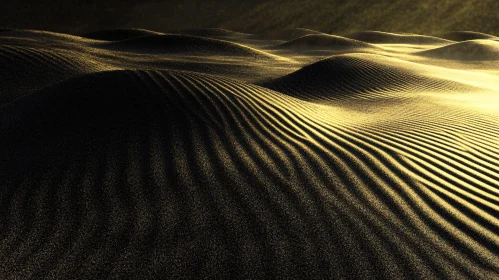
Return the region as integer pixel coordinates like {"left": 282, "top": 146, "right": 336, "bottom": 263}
{"left": 270, "top": 34, "right": 375, "bottom": 53}
{"left": 82, "top": 28, "right": 165, "bottom": 41}
{"left": 347, "top": 31, "right": 454, "bottom": 45}
{"left": 254, "top": 28, "right": 325, "bottom": 40}
{"left": 0, "top": 44, "right": 114, "bottom": 105}
{"left": 417, "top": 40, "right": 499, "bottom": 61}
{"left": 0, "top": 28, "right": 498, "bottom": 279}
{"left": 261, "top": 53, "right": 478, "bottom": 103}
{"left": 176, "top": 28, "right": 252, "bottom": 38}
{"left": 103, "top": 34, "right": 279, "bottom": 58}
{"left": 0, "top": 29, "right": 94, "bottom": 43}
{"left": 441, "top": 31, "right": 498, "bottom": 41}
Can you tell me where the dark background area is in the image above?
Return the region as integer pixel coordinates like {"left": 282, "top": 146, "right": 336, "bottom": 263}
{"left": 2, "top": 0, "right": 499, "bottom": 35}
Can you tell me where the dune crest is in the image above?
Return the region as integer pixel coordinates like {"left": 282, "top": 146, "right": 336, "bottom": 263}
{"left": 103, "top": 34, "right": 281, "bottom": 59}
{"left": 82, "top": 28, "right": 165, "bottom": 41}
{"left": 175, "top": 28, "right": 251, "bottom": 38}
{"left": 254, "top": 28, "right": 325, "bottom": 40}
{"left": 441, "top": 31, "right": 498, "bottom": 41}
{"left": 417, "top": 39, "right": 499, "bottom": 60}
{"left": 261, "top": 53, "right": 477, "bottom": 103}
{"left": 347, "top": 31, "right": 453, "bottom": 44}
{"left": 270, "top": 34, "right": 376, "bottom": 52}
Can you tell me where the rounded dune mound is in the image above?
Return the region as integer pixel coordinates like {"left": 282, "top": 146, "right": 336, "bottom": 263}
{"left": 82, "top": 28, "right": 165, "bottom": 41}
{"left": 417, "top": 39, "right": 499, "bottom": 60}
{"left": 1, "top": 69, "right": 314, "bottom": 177}
{"left": 271, "top": 34, "right": 375, "bottom": 52}
{"left": 261, "top": 53, "right": 474, "bottom": 102}
{"left": 0, "top": 70, "right": 204, "bottom": 175}
{"left": 176, "top": 28, "right": 250, "bottom": 38}
{"left": 0, "top": 44, "right": 111, "bottom": 104}
{"left": 0, "top": 29, "right": 95, "bottom": 44}
{"left": 347, "top": 31, "right": 453, "bottom": 44}
{"left": 441, "top": 31, "right": 497, "bottom": 41}
{"left": 254, "top": 28, "right": 324, "bottom": 40}
{"left": 105, "top": 34, "right": 278, "bottom": 58}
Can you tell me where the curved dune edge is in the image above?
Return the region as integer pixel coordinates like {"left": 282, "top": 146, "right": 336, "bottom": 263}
{"left": 253, "top": 28, "right": 325, "bottom": 40}
{"left": 260, "top": 53, "right": 479, "bottom": 103}
{"left": 0, "top": 44, "right": 119, "bottom": 105}
{"left": 416, "top": 40, "right": 499, "bottom": 61}
{"left": 440, "top": 31, "right": 498, "bottom": 41}
{"left": 347, "top": 31, "right": 454, "bottom": 44}
{"left": 0, "top": 29, "right": 498, "bottom": 279}
{"left": 101, "top": 34, "right": 285, "bottom": 59}
{"left": 81, "top": 28, "right": 166, "bottom": 41}
{"left": 175, "top": 28, "right": 252, "bottom": 38}
{"left": 270, "top": 34, "right": 376, "bottom": 51}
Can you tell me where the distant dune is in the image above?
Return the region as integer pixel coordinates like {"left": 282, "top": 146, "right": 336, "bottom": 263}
{"left": 346, "top": 31, "right": 453, "bottom": 45}
{"left": 103, "top": 34, "right": 280, "bottom": 59}
{"left": 253, "top": 28, "right": 325, "bottom": 40}
{"left": 270, "top": 34, "right": 375, "bottom": 53}
{"left": 0, "top": 28, "right": 498, "bottom": 279}
{"left": 262, "top": 53, "right": 478, "bottom": 102}
{"left": 417, "top": 40, "right": 499, "bottom": 60}
{"left": 82, "top": 28, "right": 165, "bottom": 41}
{"left": 175, "top": 28, "right": 252, "bottom": 38}
{"left": 440, "top": 31, "right": 498, "bottom": 42}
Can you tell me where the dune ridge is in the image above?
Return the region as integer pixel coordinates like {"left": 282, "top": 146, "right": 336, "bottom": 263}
{"left": 347, "top": 31, "right": 454, "bottom": 44}
{"left": 82, "top": 28, "right": 166, "bottom": 41}
{"left": 270, "top": 34, "right": 376, "bottom": 52}
{"left": 253, "top": 28, "right": 325, "bottom": 40}
{"left": 0, "top": 28, "right": 498, "bottom": 279}
{"left": 103, "top": 34, "right": 281, "bottom": 59}
{"left": 176, "top": 28, "right": 252, "bottom": 38}
{"left": 441, "top": 31, "right": 498, "bottom": 42}
{"left": 261, "top": 53, "right": 478, "bottom": 103}
{"left": 416, "top": 40, "right": 499, "bottom": 61}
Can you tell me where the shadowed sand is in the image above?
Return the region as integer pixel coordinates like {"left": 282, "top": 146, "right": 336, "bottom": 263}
{"left": 0, "top": 28, "right": 498, "bottom": 279}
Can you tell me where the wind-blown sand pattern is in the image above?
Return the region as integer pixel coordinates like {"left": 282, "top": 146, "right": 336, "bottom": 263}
{"left": 0, "top": 28, "right": 498, "bottom": 279}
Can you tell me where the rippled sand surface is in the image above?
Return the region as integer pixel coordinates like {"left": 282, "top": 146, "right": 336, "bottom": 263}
{"left": 1, "top": 28, "right": 498, "bottom": 279}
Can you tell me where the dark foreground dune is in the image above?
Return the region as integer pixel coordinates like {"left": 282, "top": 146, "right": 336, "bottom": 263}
{"left": 0, "top": 28, "right": 498, "bottom": 279}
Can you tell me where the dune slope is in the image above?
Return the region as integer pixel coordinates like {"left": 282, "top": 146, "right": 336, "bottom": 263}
{"left": 441, "top": 31, "right": 498, "bottom": 42}
{"left": 104, "top": 34, "right": 280, "bottom": 58}
{"left": 417, "top": 40, "right": 499, "bottom": 60}
{"left": 82, "top": 28, "right": 165, "bottom": 41}
{"left": 346, "top": 31, "right": 453, "bottom": 44}
{"left": 271, "top": 34, "right": 375, "bottom": 52}
{"left": 261, "top": 53, "right": 477, "bottom": 102}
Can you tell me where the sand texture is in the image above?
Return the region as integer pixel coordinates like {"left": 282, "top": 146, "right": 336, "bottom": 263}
{"left": 0, "top": 28, "right": 498, "bottom": 279}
